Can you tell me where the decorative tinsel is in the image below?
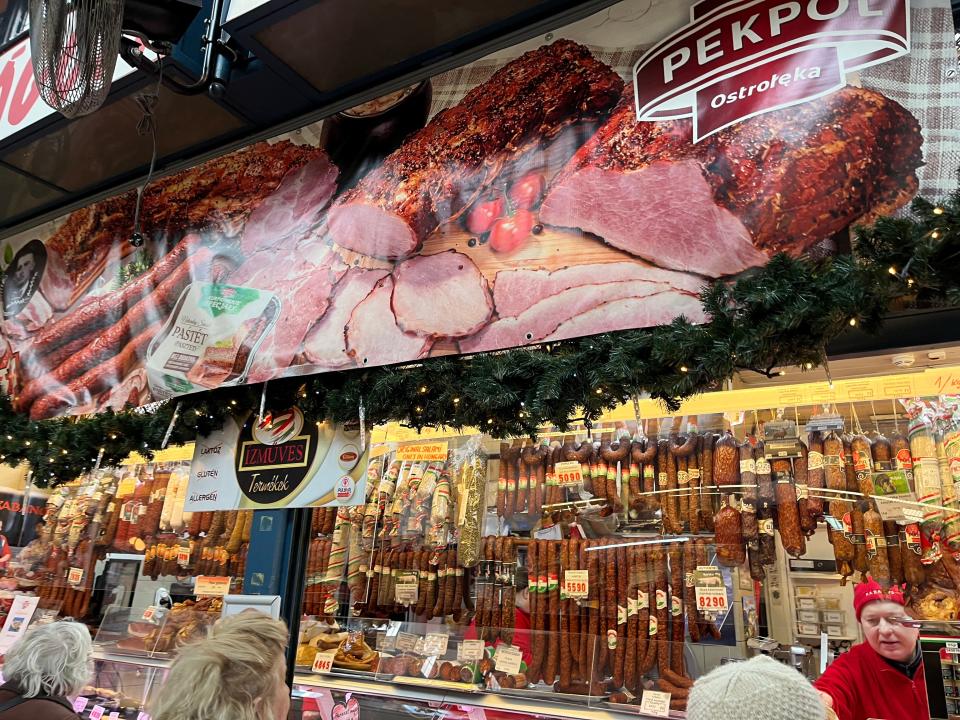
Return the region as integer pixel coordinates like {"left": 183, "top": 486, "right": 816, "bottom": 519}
{"left": 3, "top": 188, "right": 959, "bottom": 486}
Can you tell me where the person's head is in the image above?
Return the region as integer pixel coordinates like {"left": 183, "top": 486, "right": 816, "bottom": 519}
{"left": 14, "top": 253, "right": 34, "bottom": 288}
{"left": 3, "top": 620, "right": 92, "bottom": 698}
{"left": 687, "top": 655, "right": 825, "bottom": 720}
{"left": 854, "top": 578, "right": 918, "bottom": 662}
{"left": 151, "top": 611, "right": 289, "bottom": 720}
{"left": 515, "top": 566, "right": 530, "bottom": 613}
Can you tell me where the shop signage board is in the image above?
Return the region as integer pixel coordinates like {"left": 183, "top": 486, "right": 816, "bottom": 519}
{"left": 0, "top": 0, "right": 954, "bottom": 421}
{"left": 185, "top": 408, "right": 368, "bottom": 510}
{"left": 0, "top": 593, "right": 38, "bottom": 654}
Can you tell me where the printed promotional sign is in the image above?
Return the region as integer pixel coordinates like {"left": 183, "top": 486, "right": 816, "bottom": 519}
{"left": 633, "top": 0, "right": 910, "bottom": 141}
{"left": 185, "top": 408, "right": 369, "bottom": 510}
{"left": 0, "top": 593, "right": 38, "bottom": 654}
{"left": 0, "top": 0, "right": 955, "bottom": 420}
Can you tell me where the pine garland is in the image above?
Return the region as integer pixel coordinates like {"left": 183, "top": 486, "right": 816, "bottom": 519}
{"left": 3, "top": 187, "right": 958, "bottom": 486}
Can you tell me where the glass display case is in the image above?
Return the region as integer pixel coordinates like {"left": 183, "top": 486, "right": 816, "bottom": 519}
{"left": 94, "top": 598, "right": 223, "bottom": 658}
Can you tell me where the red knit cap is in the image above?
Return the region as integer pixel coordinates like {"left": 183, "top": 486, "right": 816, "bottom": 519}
{"left": 853, "top": 576, "right": 906, "bottom": 621}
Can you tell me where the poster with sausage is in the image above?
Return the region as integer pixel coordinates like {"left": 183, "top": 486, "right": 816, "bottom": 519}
{"left": 0, "top": 0, "right": 955, "bottom": 420}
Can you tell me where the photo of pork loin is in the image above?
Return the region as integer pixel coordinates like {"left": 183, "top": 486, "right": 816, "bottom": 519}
{"left": 540, "top": 86, "right": 923, "bottom": 278}
{"left": 326, "top": 40, "right": 624, "bottom": 259}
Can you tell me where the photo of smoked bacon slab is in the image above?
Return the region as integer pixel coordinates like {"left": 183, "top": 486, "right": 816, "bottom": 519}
{"left": 45, "top": 141, "right": 326, "bottom": 302}
{"left": 326, "top": 40, "right": 623, "bottom": 259}
{"left": 540, "top": 86, "right": 923, "bottom": 278}
{"left": 392, "top": 250, "right": 493, "bottom": 338}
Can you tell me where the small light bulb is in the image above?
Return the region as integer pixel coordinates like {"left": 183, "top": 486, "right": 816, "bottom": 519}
{"left": 419, "top": 386, "right": 428, "bottom": 394}
{"left": 934, "top": 207, "right": 945, "bottom": 215}
{"left": 230, "top": 400, "right": 237, "bottom": 406}
{"left": 518, "top": 412, "right": 525, "bottom": 418}
{"left": 888, "top": 266, "right": 898, "bottom": 275}
{"left": 778, "top": 370, "right": 786, "bottom": 376}
{"left": 595, "top": 387, "right": 603, "bottom": 395}
{"left": 680, "top": 366, "right": 688, "bottom": 373}
{"left": 452, "top": 398, "right": 460, "bottom": 404}
{"left": 908, "top": 278, "right": 915, "bottom": 286}
{"left": 110, "top": 433, "right": 117, "bottom": 440}
{"left": 61, "top": 449, "right": 67, "bottom": 455}
{"left": 487, "top": 419, "right": 494, "bottom": 425}
{"left": 849, "top": 317, "right": 857, "bottom": 326}
{"left": 804, "top": 362, "right": 813, "bottom": 370}
{"left": 4, "top": 435, "right": 10, "bottom": 441}
{"left": 932, "top": 231, "right": 940, "bottom": 239}
{"left": 24, "top": 441, "right": 30, "bottom": 447}
{"left": 415, "top": 406, "right": 422, "bottom": 413}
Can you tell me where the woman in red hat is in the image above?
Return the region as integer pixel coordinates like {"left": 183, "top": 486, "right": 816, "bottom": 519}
{"left": 814, "top": 577, "right": 928, "bottom": 720}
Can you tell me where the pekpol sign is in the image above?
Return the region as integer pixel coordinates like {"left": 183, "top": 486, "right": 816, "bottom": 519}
{"left": 633, "top": 0, "right": 910, "bottom": 141}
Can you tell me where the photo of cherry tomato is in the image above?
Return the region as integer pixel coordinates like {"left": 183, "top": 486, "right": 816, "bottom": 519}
{"left": 466, "top": 197, "right": 504, "bottom": 235}
{"left": 508, "top": 172, "right": 545, "bottom": 210}
{"left": 489, "top": 209, "right": 535, "bottom": 253}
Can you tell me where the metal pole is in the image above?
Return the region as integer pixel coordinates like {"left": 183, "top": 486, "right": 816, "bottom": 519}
{"left": 281, "top": 507, "right": 312, "bottom": 688}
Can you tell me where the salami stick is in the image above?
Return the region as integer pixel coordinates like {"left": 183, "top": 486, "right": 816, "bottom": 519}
{"left": 655, "top": 544, "right": 670, "bottom": 677}
{"left": 527, "top": 540, "right": 543, "bottom": 684}
{"left": 568, "top": 538, "right": 582, "bottom": 680}
{"left": 546, "top": 540, "right": 561, "bottom": 685}
{"left": 885, "top": 520, "right": 904, "bottom": 586}
{"left": 668, "top": 543, "right": 684, "bottom": 675}
{"left": 701, "top": 433, "right": 717, "bottom": 531}
{"left": 497, "top": 443, "right": 509, "bottom": 518}
{"left": 773, "top": 459, "right": 806, "bottom": 558}
{"left": 714, "top": 501, "right": 746, "bottom": 566}
{"left": 805, "top": 431, "right": 826, "bottom": 521}
{"left": 560, "top": 539, "right": 573, "bottom": 688}
{"left": 501, "top": 539, "right": 516, "bottom": 643}
{"left": 578, "top": 539, "right": 590, "bottom": 680}
{"left": 445, "top": 546, "right": 458, "bottom": 616}
{"left": 614, "top": 541, "right": 628, "bottom": 688}
{"left": 588, "top": 540, "right": 603, "bottom": 679}
{"left": 688, "top": 441, "right": 701, "bottom": 534}
{"left": 624, "top": 543, "right": 638, "bottom": 692}
{"left": 864, "top": 507, "right": 891, "bottom": 586}
{"left": 684, "top": 540, "right": 700, "bottom": 643}
{"left": 740, "top": 441, "right": 759, "bottom": 542}
{"left": 602, "top": 538, "right": 617, "bottom": 676}
{"left": 634, "top": 545, "right": 649, "bottom": 686}
{"left": 601, "top": 438, "right": 629, "bottom": 513}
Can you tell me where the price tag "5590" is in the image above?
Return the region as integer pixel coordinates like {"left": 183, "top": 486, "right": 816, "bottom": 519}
{"left": 562, "top": 570, "right": 589, "bottom": 599}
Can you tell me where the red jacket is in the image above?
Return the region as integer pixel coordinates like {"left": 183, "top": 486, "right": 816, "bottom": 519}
{"left": 814, "top": 642, "right": 928, "bottom": 720}
{"left": 463, "top": 608, "right": 532, "bottom": 667}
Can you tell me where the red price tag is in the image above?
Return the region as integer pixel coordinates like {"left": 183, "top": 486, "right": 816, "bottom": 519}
{"left": 312, "top": 649, "right": 336, "bottom": 674}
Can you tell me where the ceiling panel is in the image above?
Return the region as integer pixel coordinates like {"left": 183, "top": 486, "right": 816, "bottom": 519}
{"left": 0, "top": 87, "right": 247, "bottom": 194}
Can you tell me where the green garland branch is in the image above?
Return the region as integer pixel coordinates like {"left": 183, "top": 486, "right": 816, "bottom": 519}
{"left": 3, "top": 186, "right": 960, "bottom": 486}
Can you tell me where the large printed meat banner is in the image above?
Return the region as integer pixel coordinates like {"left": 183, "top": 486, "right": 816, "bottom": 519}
{"left": 1, "top": 0, "right": 957, "bottom": 419}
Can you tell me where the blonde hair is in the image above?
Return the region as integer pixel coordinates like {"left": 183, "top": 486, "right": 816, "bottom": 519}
{"left": 150, "top": 612, "right": 289, "bottom": 720}
{"left": 4, "top": 621, "right": 92, "bottom": 698}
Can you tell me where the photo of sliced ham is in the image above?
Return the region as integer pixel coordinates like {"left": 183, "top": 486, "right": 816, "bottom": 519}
{"left": 491, "top": 261, "right": 705, "bottom": 319}
{"left": 460, "top": 279, "right": 670, "bottom": 353}
{"left": 302, "top": 268, "right": 390, "bottom": 370}
{"left": 345, "top": 277, "right": 433, "bottom": 367}
{"left": 392, "top": 250, "right": 493, "bottom": 338}
{"left": 246, "top": 259, "right": 349, "bottom": 384}
{"left": 542, "top": 291, "right": 707, "bottom": 343}
{"left": 540, "top": 86, "right": 923, "bottom": 278}
{"left": 240, "top": 152, "right": 339, "bottom": 257}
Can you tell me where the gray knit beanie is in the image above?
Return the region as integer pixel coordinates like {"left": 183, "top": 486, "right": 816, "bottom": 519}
{"left": 686, "top": 655, "right": 826, "bottom": 720}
